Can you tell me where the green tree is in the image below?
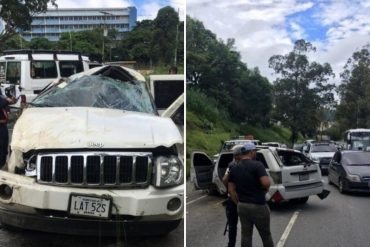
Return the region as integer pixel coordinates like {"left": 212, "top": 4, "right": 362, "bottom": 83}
{"left": 337, "top": 45, "right": 370, "bottom": 130}
{"left": 117, "top": 20, "right": 154, "bottom": 63}
{"left": 269, "top": 39, "right": 335, "bottom": 144}
{"left": 0, "top": 34, "right": 28, "bottom": 50}
{"left": 152, "top": 6, "right": 179, "bottom": 65}
{"left": 0, "top": 0, "right": 56, "bottom": 49}
{"left": 29, "top": 37, "right": 53, "bottom": 50}
{"left": 186, "top": 16, "right": 272, "bottom": 125}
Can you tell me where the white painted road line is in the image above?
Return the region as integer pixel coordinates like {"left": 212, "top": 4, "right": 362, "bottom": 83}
{"left": 186, "top": 195, "right": 208, "bottom": 205}
{"left": 276, "top": 210, "right": 301, "bottom": 247}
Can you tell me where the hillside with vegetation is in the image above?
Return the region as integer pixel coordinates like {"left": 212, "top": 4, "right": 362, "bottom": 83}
{"left": 186, "top": 16, "right": 345, "bottom": 176}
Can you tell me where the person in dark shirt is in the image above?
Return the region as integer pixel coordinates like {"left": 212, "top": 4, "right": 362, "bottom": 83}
{"left": 228, "top": 142, "right": 273, "bottom": 247}
{"left": 0, "top": 92, "right": 16, "bottom": 168}
{"left": 222, "top": 145, "right": 243, "bottom": 247}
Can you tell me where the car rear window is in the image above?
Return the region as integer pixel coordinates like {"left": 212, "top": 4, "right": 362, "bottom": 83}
{"left": 311, "top": 144, "right": 337, "bottom": 152}
{"left": 276, "top": 150, "right": 312, "bottom": 166}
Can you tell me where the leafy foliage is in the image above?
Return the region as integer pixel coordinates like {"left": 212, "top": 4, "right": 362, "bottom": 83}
{"left": 269, "top": 39, "right": 335, "bottom": 144}
{"left": 186, "top": 16, "right": 272, "bottom": 126}
{"left": 337, "top": 45, "right": 370, "bottom": 130}
{"left": 0, "top": 0, "right": 56, "bottom": 48}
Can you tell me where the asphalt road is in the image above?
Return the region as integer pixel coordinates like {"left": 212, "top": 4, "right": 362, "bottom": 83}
{"left": 0, "top": 220, "right": 183, "bottom": 247}
{"left": 186, "top": 177, "right": 370, "bottom": 247}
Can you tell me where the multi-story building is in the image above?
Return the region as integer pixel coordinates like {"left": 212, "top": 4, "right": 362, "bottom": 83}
{"left": 21, "top": 7, "right": 137, "bottom": 41}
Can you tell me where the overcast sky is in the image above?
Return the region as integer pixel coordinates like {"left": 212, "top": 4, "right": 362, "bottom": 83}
{"left": 187, "top": 0, "right": 370, "bottom": 83}
{"left": 49, "top": 0, "right": 184, "bottom": 21}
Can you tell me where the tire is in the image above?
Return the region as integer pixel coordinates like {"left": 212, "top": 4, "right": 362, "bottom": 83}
{"left": 328, "top": 176, "right": 333, "bottom": 185}
{"left": 291, "top": 197, "right": 309, "bottom": 204}
{"left": 338, "top": 178, "right": 346, "bottom": 194}
{"left": 298, "top": 197, "right": 309, "bottom": 204}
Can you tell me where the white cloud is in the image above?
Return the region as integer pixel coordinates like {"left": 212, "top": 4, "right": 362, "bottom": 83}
{"left": 187, "top": 0, "right": 370, "bottom": 84}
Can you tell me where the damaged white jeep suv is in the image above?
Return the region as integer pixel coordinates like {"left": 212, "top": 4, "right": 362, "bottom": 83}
{"left": 0, "top": 65, "right": 184, "bottom": 236}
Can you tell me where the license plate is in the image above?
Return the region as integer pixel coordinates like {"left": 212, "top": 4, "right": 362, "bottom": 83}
{"left": 299, "top": 173, "right": 309, "bottom": 181}
{"left": 69, "top": 195, "right": 111, "bottom": 219}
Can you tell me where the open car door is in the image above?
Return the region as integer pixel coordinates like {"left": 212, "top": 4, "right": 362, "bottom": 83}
{"left": 191, "top": 151, "right": 215, "bottom": 190}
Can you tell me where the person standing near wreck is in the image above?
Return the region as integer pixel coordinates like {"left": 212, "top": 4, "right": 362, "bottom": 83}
{"left": 0, "top": 91, "right": 16, "bottom": 168}
{"left": 222, "top": 145, "right": 243, "bottom": 247}
{"left": 228, "top": 142, "right": 274, "bottom": 247}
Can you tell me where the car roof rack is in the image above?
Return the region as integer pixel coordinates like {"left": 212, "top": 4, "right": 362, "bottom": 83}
{"left": 3, "top": 49, "right": 83, "bottom": 61}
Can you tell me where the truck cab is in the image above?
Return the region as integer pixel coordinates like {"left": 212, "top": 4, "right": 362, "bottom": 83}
{"left": 0, "top": 50, "right": 90, "bottom": 105}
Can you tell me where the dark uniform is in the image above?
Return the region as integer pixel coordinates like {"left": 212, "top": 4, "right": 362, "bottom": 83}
{"left": 229, "top": 159, "right": 274, "bottom": 247}
{"left": 225, "top": 161, "right": 238, "bottom": 247}
{"left": 0, "top": 95, "right": 10, "bottom": 168}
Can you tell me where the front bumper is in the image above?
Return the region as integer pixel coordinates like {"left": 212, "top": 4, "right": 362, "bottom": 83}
{"left": 0, "top": 171, "right": 183, "bottom": 234}
{"left": 0, "top": 208, "right": 181, "bottom": 236}
{"left": 345, "top": 179, "right": 370, "bottom": 193}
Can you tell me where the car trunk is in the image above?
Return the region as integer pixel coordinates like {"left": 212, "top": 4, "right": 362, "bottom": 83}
{"left": 275, "top": 150, "right": 322, "bottom": 188}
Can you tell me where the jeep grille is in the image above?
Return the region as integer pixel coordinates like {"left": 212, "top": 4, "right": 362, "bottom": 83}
{"left": 37, "top": 152, "right": 152, "bottom": 187}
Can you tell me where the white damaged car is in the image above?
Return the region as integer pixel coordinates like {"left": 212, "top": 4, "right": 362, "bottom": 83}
{"left": 191, "top": 147, "right": 329, "bottom": 204}
{"left": 0, "top": 65, "right": 184, "bottom": 236}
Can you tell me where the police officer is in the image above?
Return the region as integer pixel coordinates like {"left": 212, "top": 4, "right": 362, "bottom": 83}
{"left": 0, "top": 91, "right": 16, "bottom": 168}
{"left": 228, "top": 142, "right": 274, "bottom": 247}
{"left": 222, "top": 145, "right": 243, "bottom": 247}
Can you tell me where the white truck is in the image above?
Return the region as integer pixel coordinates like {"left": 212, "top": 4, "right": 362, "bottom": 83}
{"left": 0, "top": 65, "right": 184, "bottom": 236}
{"left": 192, "top": 147, "right": 329, "bottom": 204}
{"left": 0, "top": 50, "right": 91, "bottom": 105}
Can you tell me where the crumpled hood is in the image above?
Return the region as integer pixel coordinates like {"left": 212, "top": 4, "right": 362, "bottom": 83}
{"left": 11, "top": 107, "right": 183, "bottom": 152}
{"left": 310, "top": 152, "right": 335, "bottom": 159}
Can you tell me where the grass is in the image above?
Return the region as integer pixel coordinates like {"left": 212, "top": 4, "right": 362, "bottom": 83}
{"left": 186, "top": 108, "right": 304, "bottom": 177}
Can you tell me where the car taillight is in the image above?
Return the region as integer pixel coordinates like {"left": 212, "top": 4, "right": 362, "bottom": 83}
{"left": 271, "top": 191, "right": 284, "bottom": 203}
{"left": 269, "top": 171, "right": 282, "bottom": 184}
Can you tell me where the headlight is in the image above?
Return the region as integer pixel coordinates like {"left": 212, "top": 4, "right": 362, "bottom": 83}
{"left": 153, "top": 155, "right": 184, "bottom": 187}
{"left": 346, "top": 174, "right": 361, "bottom": 182}
{"left": 24, "top": 155, "right": 37, "bottom": 176}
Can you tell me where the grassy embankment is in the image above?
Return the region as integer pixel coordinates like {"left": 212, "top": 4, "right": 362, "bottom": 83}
{"left": 186, "top": 108, "right": 303, "bottom": 177}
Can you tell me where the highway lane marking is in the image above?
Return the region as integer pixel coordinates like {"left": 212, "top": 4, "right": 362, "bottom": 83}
{"left": 276, "top": 210, "right": 301, "bottom": 247}
{"left": 186, "top": 195, "right": 208, "bottom": 205}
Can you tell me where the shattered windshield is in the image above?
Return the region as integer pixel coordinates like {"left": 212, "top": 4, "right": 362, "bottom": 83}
{"left": 32, "top": 75, "right": 156, "bottom": 114}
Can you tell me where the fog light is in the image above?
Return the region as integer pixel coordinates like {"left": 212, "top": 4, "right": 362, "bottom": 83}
{"left": 167, "top": 198, "right": 181, "bottom": 211}
{"left": 0, "top": 184, "right": 13, "bottom": 199}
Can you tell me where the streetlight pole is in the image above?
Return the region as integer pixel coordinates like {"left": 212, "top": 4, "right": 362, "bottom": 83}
{"left": 100, "top": 11, "right": 114, "bottom": 62}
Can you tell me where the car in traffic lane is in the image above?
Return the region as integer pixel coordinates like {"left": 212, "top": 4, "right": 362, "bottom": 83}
{"left": 191, "top": 147, "right": 328, "bottom": 204}
{"left": 303, "top": 142, "right": 337, "bottom": 174}
{"left": 328, "top": 150, "right": 370, "bottom": 193}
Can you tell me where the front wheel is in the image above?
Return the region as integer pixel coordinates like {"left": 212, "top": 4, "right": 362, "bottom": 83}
{"left": 328, "top": 175, "right": 333, "bottom": 185}
{"left": 338, "top": 178, "right": 346, "bottom": 194}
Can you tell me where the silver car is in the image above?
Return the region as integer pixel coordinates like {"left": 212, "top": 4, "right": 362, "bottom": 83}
{"left": 191, "top": 147, "right": 328, "bottom": 204}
